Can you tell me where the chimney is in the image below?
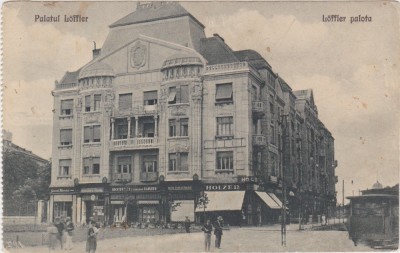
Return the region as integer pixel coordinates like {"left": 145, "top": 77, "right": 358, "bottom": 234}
{"left": 92, "top": 41, "right": 101, "bottom": 59}
{"left": 213, "top": 33, "right": 225, "bottom": 42}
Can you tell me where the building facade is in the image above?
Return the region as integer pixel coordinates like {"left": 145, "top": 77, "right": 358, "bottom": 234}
{"left": 50, "top": 2, "right": 337, "bottom": 226}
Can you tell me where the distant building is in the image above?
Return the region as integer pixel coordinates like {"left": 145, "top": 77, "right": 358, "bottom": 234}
{"left": 50, "top": 2, "right": 336, "bottom": 226}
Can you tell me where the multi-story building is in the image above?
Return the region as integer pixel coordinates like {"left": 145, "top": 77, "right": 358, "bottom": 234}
{"left": 49, "top": 2, "right": 337, "bottom": 226}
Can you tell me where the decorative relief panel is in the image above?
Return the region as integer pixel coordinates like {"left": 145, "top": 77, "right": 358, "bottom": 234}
{"left": 168, "top": 138, "right": 190, "bottom": 153}
{"left": 130, "top": 41, "right": 147, "bottom": 69}
{"left": 84, "top": 113, "right": 101, "bottom": 124}
{"left": 169, "top": 104, "right": 188, "bottom": 116}
{"left": 82, "top": 145, "right": 102, "bottom": 157}
{"left": 191, "top": 83, "right": 203, "bottom": 101}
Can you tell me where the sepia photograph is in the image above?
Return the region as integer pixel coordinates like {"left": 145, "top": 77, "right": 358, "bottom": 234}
{"left": 2, "top": 1, "right": 399, "bottom": 252}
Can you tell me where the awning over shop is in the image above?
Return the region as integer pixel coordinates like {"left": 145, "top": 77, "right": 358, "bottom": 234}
{"left": 268, "top": 193, "right": 284, "bottom": 208}
{"left": 195, "top": 191, "right": 245, "bottom": 212}
{"left": 255, "top": 191, "right": 281, "bottom": 209}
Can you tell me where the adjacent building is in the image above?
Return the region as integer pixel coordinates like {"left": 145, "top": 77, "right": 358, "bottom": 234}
{"left": 50, "top": 2, "right": 337, "bottom": 226}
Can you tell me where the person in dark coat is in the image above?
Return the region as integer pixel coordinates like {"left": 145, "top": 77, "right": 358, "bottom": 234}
{"left": 202, "top": 219, "right": 213, "bottom": 251}
{"left": 86, "top": 221, "right": 99, "bottom": 253}
{"left": 184, "top": 216, "right": 191, "bottom": 233}
{"left": 54, "top": 217, "right": 65, "bottom": 250}
{"left": 214, "top": 216, "right": 224, "bottom": 249}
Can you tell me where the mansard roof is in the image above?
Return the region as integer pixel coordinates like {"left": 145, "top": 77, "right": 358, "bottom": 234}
{"left": 199, "top": 35, "right": 239, "bottom": 65}
{"left": 294, "top": 89, "right": 315, "bottom": 105}
{"left": 59, "top": 69, "right": 80, "bottom": 85}
{"left": 110, "top": 2, "right": 204, "bottom": 28}
{"left": 234, "top": 49, "right": 271, "bottom": 69}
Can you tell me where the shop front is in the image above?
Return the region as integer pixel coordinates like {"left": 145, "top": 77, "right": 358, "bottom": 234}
{"left": 49, "top": 187, "right": 75, "bottom": 222}
{"left": 109, "top": 185, "right": 161, "bottom": 226}
{"left": 80, "top": 186, "right": 107, "bottom": 225}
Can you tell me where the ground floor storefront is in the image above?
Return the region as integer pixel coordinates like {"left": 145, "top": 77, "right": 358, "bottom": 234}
{"left": 48, "top": 178, "right": 334, "bottom": 226}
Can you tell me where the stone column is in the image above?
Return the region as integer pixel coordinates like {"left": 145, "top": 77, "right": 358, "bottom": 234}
{"left": 111, "top": 118, "right": 115, "bottom": 140}
{"left": 49, "top": 196, "right": 54, "bottom": 223}
{"left": 76, "top": 197, "right": 82, "bottom": 225}
{"left": 154, "top": 116, "right": 158, "bottom": 137}
{"left": 127, "top": 117, "right": 131, "bottom": 139}
{"left": 135, "top": 118, "right": 139, "bottom": 138}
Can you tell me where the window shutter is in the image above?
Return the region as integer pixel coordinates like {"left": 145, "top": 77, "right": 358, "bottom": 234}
{"left": 93, "top": 125, "right": 101, "bottom": 141}
{"left": 168, "top": 87, "right": 176, "bottom": 102}
{"left": 83, "top": 158, "right": 90, "bottom": 167}
{"left": 180, "top": 85, "right": 189, "bottom": 103}
{"left": 143, "top": 91, "right": 158, "bottom": 101}
{"left": 85, "top": 95, "right": 91, "bottom": 107}
{"left": 180, "top": 153, "right": 189, "bottom": 171}
{"left": 84, "top": 126, "right": 92, "bottom": 141}
{"left": 92, "top": 157, "right": 100, "bottom": 164}
{"left": 119, "top": 93, "right": 132, "bottom": 110}
{"left": 118, "top": 156, "right": 131, "bottom": 165}
{"left": 216, "top": 83, "right": 233, "bottom": 100}
{"left": 61, "top": 99, "right": 73, "bottom": 110}
{"left": 59, "top": 159, "right": 71, "bottom": 167}
{"left": 60, "top": 129, "right": 72, "bottom": 143}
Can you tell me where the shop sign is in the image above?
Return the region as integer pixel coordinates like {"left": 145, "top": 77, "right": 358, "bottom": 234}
{"left": 93, "top": 206, "right": 104, "bottom": 210}
{"left": 238, "top": 176, "right": 262, "bottom": 184}
{"left": 51, "top": 188, "right": 75, "bottom": 193}
{"left": 81, "top": 188, "right": 104, "bottom": 193}
{"left": 204, "top": 184, "right": 242, "bottom": 191}
{"left": 111, "top": 186, "right": 158, "bottom": 192}
{"left": 167, "top": 186, "right": 192, "bottom": 191}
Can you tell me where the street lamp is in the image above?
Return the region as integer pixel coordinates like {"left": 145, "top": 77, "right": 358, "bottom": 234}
{"left": 279, "top": 114, "right": 289, "bottom": 247}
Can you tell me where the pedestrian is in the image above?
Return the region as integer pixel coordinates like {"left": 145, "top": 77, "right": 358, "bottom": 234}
{"left": 64, "top": 217, "right": 75, "bottom": 250}
{"left": 184, "top": 216, "right": 191, "bottom": 233}
{"left": 214, "top": 216, "right": 224, "bottom": 249}
{"left": 47, "top": 222, "right": 59, "bottom": 251}
{"left": 86, "top": 221, "right": 99, "bottom": 253}
{"left": 54, "top": 217, "right": 65, "bottom": 250}
{"left": 201, "top": 219, "right": 213, "bottom": 251}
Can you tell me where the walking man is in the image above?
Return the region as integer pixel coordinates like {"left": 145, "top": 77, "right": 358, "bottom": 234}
{"left": 54, "top": 217, "right": 65, "bottom": 250}
{"left": 64, "top": 217, "right": 75, "bottom": 250}
{"left": 184, "top": 216, "right": 191, "bottom": 233}
{"left": 214, "top": 216, "right": 224, "bottom": 249}
{"left": 202, "top": 219, "right": 213, "bottom": 251}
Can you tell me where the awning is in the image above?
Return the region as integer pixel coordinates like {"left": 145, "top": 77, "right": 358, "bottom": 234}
{"left": 137, "top": 200, "right": 159, "bottom": 205}
{"left": 255, "top": 191, "right": 281, "bottom": 209}
{"left": 268, "top": 193, "right": 288, "bottom": 210}
{"left": 195, "top": 191, "right": 245, "bottom": 212}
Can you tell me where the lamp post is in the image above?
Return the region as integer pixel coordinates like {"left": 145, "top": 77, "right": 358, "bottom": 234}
{"left": 280, "top": 114, "right": 289, "bottom": 247}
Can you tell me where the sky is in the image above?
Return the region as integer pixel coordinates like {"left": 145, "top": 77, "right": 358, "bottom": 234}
{"left": 3, "top": 1, "right": 399, "bottom": 203}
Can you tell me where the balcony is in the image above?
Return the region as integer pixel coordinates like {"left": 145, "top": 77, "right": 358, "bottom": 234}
{"left": 110, "top": 137, "right": 159, "bottom": 151}
{"left": 252, "top": 134, "right": 267, "bottom": 146}
{"left": 140, "top": 172, "right": 158, "bottom": 182}
{"left": 252, "top": 101, "right": 264, "bottom": 115}
{"left": 113, "top": 105, "right": 159, "bottom": 118}
{"left": 113, "top": 173, "right": 132, "bottom": 183}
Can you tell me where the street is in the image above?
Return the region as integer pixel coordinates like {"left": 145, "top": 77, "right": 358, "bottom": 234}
{"left": 5, "top": 226, "right": 374, "bottom": 252}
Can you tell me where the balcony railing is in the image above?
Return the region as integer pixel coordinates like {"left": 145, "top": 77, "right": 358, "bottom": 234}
{"left": 113, "top": 173, "right": 132, "bottom": 183}
{"left": 55, "top": 82, "right": 78, "bottom": 90}
{"left": 252, "top": 101, "right": 264, "bottom": 114}
{"left": 113, "top": 105, "right": 159, "bottom": 117}
{"left": 110, "top": 137, "right": 159, "bottom": 150}
{"left": 252, "top": 134, "right": 267, "bottom": 146}
{"left": 205, "top": 62, "right": 248, "bottom": 73}
{"left": 140, "top": 172, "right": 158, "bottom": 182}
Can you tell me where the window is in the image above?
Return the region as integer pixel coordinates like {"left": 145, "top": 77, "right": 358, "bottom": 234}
{"left": 180, "top": 119, "right": 188, "bottom": 136}
{"left": 60, "top": 99, "right": 73, "bottom": 115}
{"left": 119, "top": 93, "right": 132, "bottom": 110}
{"left": 270, "top": 125, "right": 275, "bottom": 144}
{"left": 169, "top": 118, "right": 189, "bottom": 137}
{"left": 60, "top": 129, "right": 72, "bottom": 146}
{"left": 169, "top": 119, "right": 176, "bottom": 137}
{"left": 215, "top": 83, "right": 233, "bottom": 103}
{"left": 168, "top": 85, "right": 189, "bottom": 104}
{"left": 168, "top": 153, "right": 189, "bottom": 172}
{"left": 83, "top": 157, "right": 100, "bottom": 175}
{"left": 217, "top": 151, "right": 234, "bottom": 171}
{"left": 59, "top": 159, "right": 71, "bottom": 177}
{"left": 269, "top": 102, "right": 274, "bottom": 116}
{"left": 117, "top": 156, "right": 131, "bottom": 174}
{"left": 85, "top": 95, "right": 91, "bottom": 112}
{"left": 142, "top": 155, "right": 157, "bottom": 172}
{"left": 116, "top": 120, "right": 128, "bottom": 139}
{"left": 84, "top": 125, "right": 101, "bottom": 143}
{"left": 217, "top": 117, "right": 233, "bottom": 136}
{"left": 94, "top": 94, "right": 101, "bottom": 111}
{"left": 144, "top": 91, "right": 158, "bottom": 105}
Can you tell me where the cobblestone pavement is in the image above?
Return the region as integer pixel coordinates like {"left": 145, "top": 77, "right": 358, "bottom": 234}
{"left": 5, "top": 226, "right": 374, "bottom": 253}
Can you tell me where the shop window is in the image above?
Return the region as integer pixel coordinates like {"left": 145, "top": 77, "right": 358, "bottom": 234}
{"left": 215, "top": 83, "right": 233, "bottom": 103}
{"left": 60, "top": 99, "right": 73, "bottom": 115}
{"left": 168, "top": 152, "right": 189, "bottom": 172}
{"left": 119, "top": 93, "right": 132, "bottom": 111}
{"left": 84, "top": 125, "right": 101, "bottom": 143}
{"left": 60, "top": 129, "right": 72, "bottom": 146}
{"left": 216, "top": 151, "right": 234, "bottom": 172}
{"left": 143, "top": 90, "right": 158, "bottom": 105}
{"left": 59, "top": 159, "right": 71, "bottom": 177}
{"left": 53, "top": 202, "right": 72, "bottom": 220}
{"left": 83, "top": 157, "right": 100, "bottom": 175}
{"left": 85, "top": 95, "right": 91, "bottom": 112}
{"left": 94, "top": 94, "right": 101, "bottom": 111}
{"left": 117, "top": 156, "right": 132, "bottom": 174}
{"left": 217, "top": 117, "right": 233, "bottom": 136}
{"left": 142, "top": 155, "right": 157, "bottom": 172}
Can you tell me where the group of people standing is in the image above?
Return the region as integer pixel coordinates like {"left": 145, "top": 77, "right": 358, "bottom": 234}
{"left": 202, "top": 216, "right": 224, "bottom": 251}
{"left": 47, "top": 216, "right": 75, "bottom": 251}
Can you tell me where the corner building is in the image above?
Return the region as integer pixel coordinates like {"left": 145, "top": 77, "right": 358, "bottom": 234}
{"left": 50, "top": 2, "right": 337, "bottom": 226}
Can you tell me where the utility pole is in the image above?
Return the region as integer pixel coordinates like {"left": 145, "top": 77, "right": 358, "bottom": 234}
{"left": 342, "top": 179, "right": 345, "bottom": 223}
{"left": 280, "top": 114, "right": 288, "bottom": 247}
